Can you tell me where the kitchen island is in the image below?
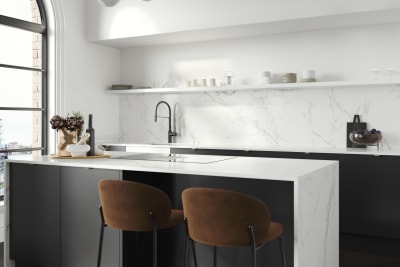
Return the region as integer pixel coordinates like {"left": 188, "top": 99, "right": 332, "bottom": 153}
{"left": 4, "top": 154, "right": 338, "bottom": 267}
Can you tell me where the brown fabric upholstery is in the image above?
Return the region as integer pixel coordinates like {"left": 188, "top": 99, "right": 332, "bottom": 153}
{"left": 98, "top": 180, "right": 184, "bottom": 232}
{"left": 182, "top": 187, "right": 283, "bottom": 248}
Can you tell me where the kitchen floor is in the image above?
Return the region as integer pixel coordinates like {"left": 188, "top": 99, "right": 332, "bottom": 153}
{"left": 0, "top": 245, "right": 399, "bottom": 267}
{"left": 340, "top": 250, "right": 400, "bottom": 267}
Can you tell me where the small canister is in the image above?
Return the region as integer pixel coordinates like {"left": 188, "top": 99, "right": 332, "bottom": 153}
{"left": 209, "top": 78, "right": 216, "bottom": 87}
{"left": 225, "top": 71, "right": 234, "bottom": 85}
{"left": 302, "top": 70, "right": 316, "bottom": 82}
{"left": 261, "top": 71, "right": 271, "bottom": 84}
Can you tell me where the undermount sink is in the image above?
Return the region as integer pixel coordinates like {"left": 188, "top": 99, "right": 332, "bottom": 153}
{"left": 110, "top": 153, "right": 234, "bottom": 164}
{"left": 111, "top": 153, "right": 183, "bottom": 161}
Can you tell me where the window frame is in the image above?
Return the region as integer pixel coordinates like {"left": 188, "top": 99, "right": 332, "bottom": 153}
{"left": 0, "top": 0, "right": 48, "bottom": 155}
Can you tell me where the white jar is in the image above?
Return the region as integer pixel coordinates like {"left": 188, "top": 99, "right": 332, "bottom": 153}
{"left": 261, "top": 71, "right": 272, "bottom": 84}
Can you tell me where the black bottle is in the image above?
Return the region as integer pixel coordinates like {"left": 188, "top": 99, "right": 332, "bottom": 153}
{"left": 86, "top": 114, "right": 95, "bottom": 156}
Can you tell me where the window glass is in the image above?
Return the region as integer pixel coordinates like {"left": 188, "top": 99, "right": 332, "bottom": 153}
{"left": 0, "top": 0, "right": 46, "bottom": 158}
{"left": 0, "top": 0, "right": 41, "bottom": 24}
{"left": 0, "top": 69, "right": 41, "bottom": 108}
{"left": 0, "top": 25, "right": 42, "bottom": 68}
{"left": 0, "top": 110, "right": 42, "bottom": 149}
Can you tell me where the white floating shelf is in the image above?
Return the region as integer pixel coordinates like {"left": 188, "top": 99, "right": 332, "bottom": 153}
{"left": 107, "top": 80, "right": 400, "bottom": 95}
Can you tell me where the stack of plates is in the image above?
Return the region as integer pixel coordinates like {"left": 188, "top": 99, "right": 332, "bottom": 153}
{"left": 302, "top": 78, "right": 316, "bottom": 82}
{"left": 281, "top": 73, "right": 297, "bottom": 83}
{"left": 111, "top": 84, "right": 133, "bottom": 90}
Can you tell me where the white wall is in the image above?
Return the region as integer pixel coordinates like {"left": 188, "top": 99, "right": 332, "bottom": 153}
{"left": 118, "top": 23, "right": 400, "bottom": 149}
{"left": 48, "top": 0, "right": 121, "bottom": 151}
{"left": 82, "top": 0, "right": 400, "bottom": 149}
{"left": 120, "top": 23, "right": 400, "bottom": 86}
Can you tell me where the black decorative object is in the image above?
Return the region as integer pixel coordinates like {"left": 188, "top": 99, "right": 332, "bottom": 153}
{"left": 346, "top": 114, "right": 366, "bottom": 148}
{"left": 86, "top": 114, "right": 96, "bottom": 156}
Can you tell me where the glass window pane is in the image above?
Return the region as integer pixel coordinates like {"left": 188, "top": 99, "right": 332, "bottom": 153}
{"left": 0, "top": 152, "right": 5, "bottom": 197}
{"left": 0, "top": 0, "right": 41, "bottom": 24}
{"left": 0, "top": 25, "right": 42, "bottom": 68}
{"left": 0, "top": 69, "right": 41, "bottom": 108}
{"left": 0, "top": 110, "right": 42, "bottom": 150}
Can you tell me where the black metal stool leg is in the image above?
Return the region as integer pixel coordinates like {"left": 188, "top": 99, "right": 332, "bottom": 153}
{"left": 97, "top": 206, "right": 106, "bottom": 267}
{"left": 191, "top": 239, "right": 198, "bottom": 267}
{"left": 136, "top": 231, "right": 140, "bottom": 267}
{"left": 150, "top": 211, "right": 157, "bottom": 267}
{"left": 213, "top": 246, "right": 217, "bottom": 267}
{"left": 184, "top": 235, "right": 189, "bottom": 267}
{"left": 248, "top": 225, "right": 257, "bottom": 267}
{"left": 278, "top": 237, "right": 286, "bottom": 267}
{"left": 97, "top": 222, "right": 105, "bottom": 267}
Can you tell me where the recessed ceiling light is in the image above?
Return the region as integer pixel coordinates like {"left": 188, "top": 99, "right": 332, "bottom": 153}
{"left": 97, "top": 0, "right": 120, "bottom": 7}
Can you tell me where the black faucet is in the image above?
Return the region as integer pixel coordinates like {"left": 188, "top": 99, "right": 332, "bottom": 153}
{"left": 154, "top": 101, "right": 177, "bottom": 143}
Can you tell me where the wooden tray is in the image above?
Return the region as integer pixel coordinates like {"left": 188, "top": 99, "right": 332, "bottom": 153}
{"left": 49, "top": 154, "right": 110, "bottom": 159}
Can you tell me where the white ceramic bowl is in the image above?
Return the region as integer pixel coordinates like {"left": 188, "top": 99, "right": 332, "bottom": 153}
{"left": 67, "top": 144, "right": 90, "bottom": 157}
{"left": 95, "top": 145, "right": 105, "bottom": 156}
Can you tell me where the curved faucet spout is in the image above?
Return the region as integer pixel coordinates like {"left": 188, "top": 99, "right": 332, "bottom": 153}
{"left": 154, "top": 101, "right": 177, "bottom": 143}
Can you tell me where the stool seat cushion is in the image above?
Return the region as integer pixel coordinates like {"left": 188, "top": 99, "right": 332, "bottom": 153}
{"left": 99, "top": 180, "right": 184, "bottom": 232}
{"left": 182, "top": 187, "right": 283, "bottom": 247}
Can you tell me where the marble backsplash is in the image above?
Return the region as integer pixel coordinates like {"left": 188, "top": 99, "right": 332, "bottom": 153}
{"left": 119, "top": 84, "right": 400, "bottom": 150}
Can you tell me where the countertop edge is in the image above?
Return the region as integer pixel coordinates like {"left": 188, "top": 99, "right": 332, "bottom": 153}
{"left": 5, "top": 154, "right": 338, "bottom": 183}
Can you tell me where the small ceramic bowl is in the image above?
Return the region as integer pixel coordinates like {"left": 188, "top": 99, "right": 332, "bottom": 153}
{"left": 67, "top": 144, "right": 90, "bottom": 157}
{"left": 95, "top": 145, "right": 105, "bottom": 156}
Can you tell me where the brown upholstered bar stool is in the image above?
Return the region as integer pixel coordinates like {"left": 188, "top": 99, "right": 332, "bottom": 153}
{"left": 182, "top": 187, "right": 286, "bottom": 267}
{"left": 97, "top": 180, "right": 184, "bottom": 267}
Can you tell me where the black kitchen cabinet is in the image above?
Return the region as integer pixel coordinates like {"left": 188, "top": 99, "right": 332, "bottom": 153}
{"left": 172, "top": 147, "right": 400, "bottom": 253}
{"left": 9, "top": 163, "right": 122, "bottom": 267}
{"left": 10, "top": 163, "right": 61, "bottom": 267}
{"left": 60, "top": 167, "right": 121, "bottom": 267}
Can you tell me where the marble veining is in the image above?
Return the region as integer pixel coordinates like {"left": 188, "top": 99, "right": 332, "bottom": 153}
{"left": 294, "top": 164, "right": 339, "bottom": 267}
{"left": 119, "top": 85, "right": 400, "bottom": 150}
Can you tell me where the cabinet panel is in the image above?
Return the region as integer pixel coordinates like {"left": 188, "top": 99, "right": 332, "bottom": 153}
{"left": 10, "top": 163, "right": 61, "bottom": 267}
{"left": 336, "top": 154, "right": 400, "bottom": 237}
{"left": 172, "top": 148, "right": 400, "bottom": 239}
{"left": 60, "top": 167, "right": 121, "bottom": 267}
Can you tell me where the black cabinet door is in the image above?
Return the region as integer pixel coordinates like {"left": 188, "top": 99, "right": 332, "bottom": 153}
{"left": 338, "top": 154, "right": 400, "bottom": 238}
{"left": 10, "top": 163, "right": 61, "bottom": 267}
{"left": 60, "top": 167, "right": 121, "bottom": 267}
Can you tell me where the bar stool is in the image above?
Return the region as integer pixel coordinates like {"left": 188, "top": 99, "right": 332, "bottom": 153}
{"left": 97, "top": 180, "right": 184, "bottom": 267}
{"left": 182, "top": 187, "right": 286, "bottom": 267}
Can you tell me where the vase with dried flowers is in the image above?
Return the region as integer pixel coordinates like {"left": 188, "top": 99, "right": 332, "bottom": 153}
{"left": 50, "top": 112, "right": 84, "bottom": 156}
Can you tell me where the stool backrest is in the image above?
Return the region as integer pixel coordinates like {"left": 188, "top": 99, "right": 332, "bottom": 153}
{"left": 99, "top": 180, "right": 172, "bottom": 231}
{"left": 182, "top": 187, "right": 271, "bottom": 247}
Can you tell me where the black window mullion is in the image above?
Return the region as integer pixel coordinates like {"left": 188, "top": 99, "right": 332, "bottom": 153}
{"left": 40, "top": 0, "right": 48, "bottom": 155}
{"left": 0, "top": 14, "right": 45, "bottom": 34}
{"left": 0, "top": 63, "right": 44, "bottom": 72}
{"left": 0, "top": 108, "right": 45, "bottom": 111}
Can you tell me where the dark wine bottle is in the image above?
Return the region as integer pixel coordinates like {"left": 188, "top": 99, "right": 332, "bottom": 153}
{"left": 86, "top": 114, "right": 95, "bottom": 156}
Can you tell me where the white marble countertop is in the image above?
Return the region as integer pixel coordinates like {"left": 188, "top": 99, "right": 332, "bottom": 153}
{"left": 104, "top": 142, "right": 400, "bottom": 156}
{"left": 6, "top": 153, "right": 337, "bottom": 182}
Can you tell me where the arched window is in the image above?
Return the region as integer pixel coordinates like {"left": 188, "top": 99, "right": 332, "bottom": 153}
{"left": 0, "top": 0, "right": 48, "bottom": 157}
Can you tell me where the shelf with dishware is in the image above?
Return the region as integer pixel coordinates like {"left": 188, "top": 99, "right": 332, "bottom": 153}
{"left": 106, "top": 80, "right": 400, "bottom": 95}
